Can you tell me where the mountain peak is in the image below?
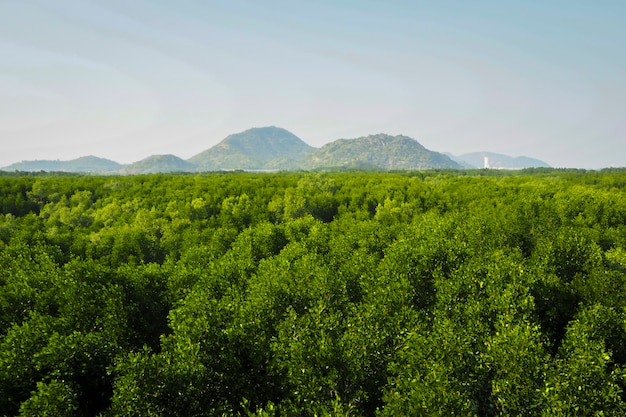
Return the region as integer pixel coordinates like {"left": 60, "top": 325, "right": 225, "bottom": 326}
{"left": 302, "top": 133, "right": 459, "bottom": 170}
{"left": 120, "top": 154, "right": 195, "bottom": 174}
{"left": 188, "top": 126, "right": 314, "bottom": 171}
{"left": 354, "top": 133, "right": 427, "bottom": 150}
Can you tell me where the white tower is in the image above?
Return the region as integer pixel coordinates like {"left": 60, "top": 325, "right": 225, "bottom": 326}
{"left": 484, "top": 156, "right": 489, "bottom": 169}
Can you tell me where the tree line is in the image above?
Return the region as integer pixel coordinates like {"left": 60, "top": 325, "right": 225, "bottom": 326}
{"left": 1, "top": 168, "right": 626, "bottom": 416}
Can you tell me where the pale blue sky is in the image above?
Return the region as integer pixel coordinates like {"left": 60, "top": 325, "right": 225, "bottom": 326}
{"left": 1, "top": 0, "right": 625, "bottom": 168}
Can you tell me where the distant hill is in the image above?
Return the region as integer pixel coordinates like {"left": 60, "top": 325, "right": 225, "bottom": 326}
{"left": 188, "top": 126, "right": 314, "bottom": 171}
{"left": 2, "top": 156, "right": 123, "bottom": 173}
{"left": 2, "top": 127, "right": 552, "bottom": 173}
{"left": 443, "top": 153, "right": 475, "bottom": 169}
{"left": 303, "top": 134, "right": 461, "bottom": 170}
{"left": 453, "top": 152, "right": 551, "bottom": 169}
{"left": 119, "top": 155, "right": 196, "bottom": 174}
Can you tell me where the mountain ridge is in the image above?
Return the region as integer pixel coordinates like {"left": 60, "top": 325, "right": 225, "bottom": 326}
{"left": 302, "top": 134, "right": 461, "bottom": 170}
{"left": 2, "top": 156, "right": 123, "bottom": 173}
{"left": 1, "top": 127, "right": 550, "bottom": 173}
{"left": 119, "top": 154, "right": 196, "bottom": 175}
{"left": 451, "top": 152, "right": 551, "bottom": 169}
{"left": 188, "top": 126, "right": 314, "bottom": 171}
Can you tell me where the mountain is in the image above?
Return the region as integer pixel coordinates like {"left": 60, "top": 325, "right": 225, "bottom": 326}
{"left": 453, "top": 152, "right": 551, "bottom": 169}
{"left": 2, "top": 128, "right": 551, "bottom": 173}
{"left": 188, "top": 126, "right": 314, "bottom": 171}
{"left": 443, "top": 153, "right": 475, "bottom": 169}
{"left": 2, "top": 156, "right": 123, "bottom": 173}
{"left": 303, "top": 134, "right": 462, "bottom": 170}
{"left": 119, "top": 155, "right": 196, "bottom": 174}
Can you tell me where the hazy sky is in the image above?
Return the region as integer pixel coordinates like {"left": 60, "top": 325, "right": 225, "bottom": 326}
{"left": 2, "top": 0, "right": 625, "bottom": 168}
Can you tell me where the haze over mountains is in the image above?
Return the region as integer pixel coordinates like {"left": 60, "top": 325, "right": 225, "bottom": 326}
{"left": 3, "top": 156, "right": 124, "bottom": 173}
{"left": 2, "top": 127, "right": 550, "bottom": 173}
{"left": 448, "top": 152, "right": 551, "bottom": 170}
{"left": 119, "top": 155, "right": 196, "bottom": 175}
{"left": 189, "top": 127, "right": 315, "bottom": 171}
{"left": 302, "top": 134, "right": 460, "bottom": 170}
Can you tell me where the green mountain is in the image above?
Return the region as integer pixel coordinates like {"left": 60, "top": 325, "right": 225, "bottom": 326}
{"left": 2, "top": 156, "right": 123, "bottom": 173}
{"left": 188, "top": 126, "right": 314, "bottom": 171}
{"left": 3, "top": 128, "right": 551, "bottom": 173}
{"left": 453, "top": 152, "right": 551, "bottom": 169}
{"left": 303, "top": 134, "right": 461, "bottom": 170}
{"left": 119, "top": 155, "right": 196, "bottom": 174}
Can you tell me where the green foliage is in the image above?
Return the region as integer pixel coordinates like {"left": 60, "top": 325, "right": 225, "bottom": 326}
{"left": 542, "top": 306, "right": 626, "bottom": 415}
{"left": 1, "top": 169, "right": 626, "bottom": 415}
{"left": 18, "top": 380, "right": 78, "bottom": 417}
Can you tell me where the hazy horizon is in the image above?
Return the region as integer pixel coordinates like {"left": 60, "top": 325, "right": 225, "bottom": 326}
{"left": 0, "top": 125, "right": 560, "bottom": 169}
{"left": 2, "top": 1, "right": 625, "bottom": 169}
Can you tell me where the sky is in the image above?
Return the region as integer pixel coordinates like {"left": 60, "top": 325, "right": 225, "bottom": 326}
{"left": 1, "top": 0, "right": 625, "bottom": 169}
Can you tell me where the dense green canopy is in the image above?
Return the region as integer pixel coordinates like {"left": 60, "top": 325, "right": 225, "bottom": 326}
{"left": 1, "top": 168, "right": 626, "bottom": 416}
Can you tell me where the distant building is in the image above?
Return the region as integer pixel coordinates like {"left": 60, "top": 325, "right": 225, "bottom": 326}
{"left": 484, "top": 156, "right": 489, "bottom": 169}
